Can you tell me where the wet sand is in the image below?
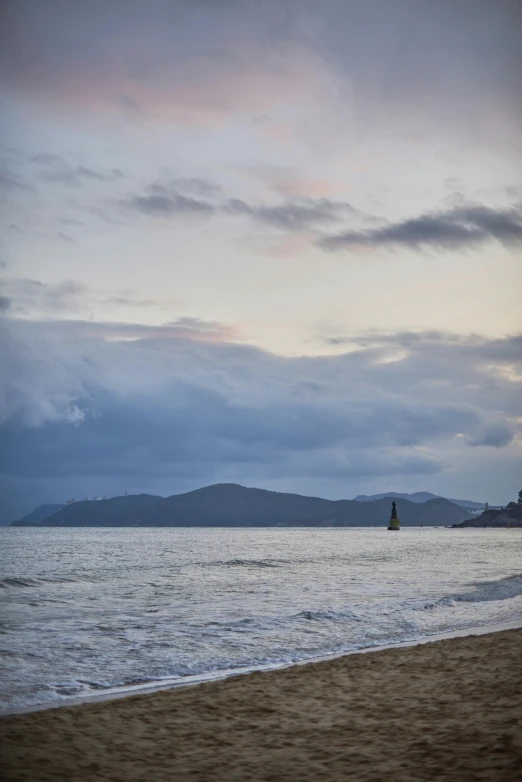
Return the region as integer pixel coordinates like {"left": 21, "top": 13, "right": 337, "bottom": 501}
{"left": 2, "top": 628, "right": 521, "bottom": 781}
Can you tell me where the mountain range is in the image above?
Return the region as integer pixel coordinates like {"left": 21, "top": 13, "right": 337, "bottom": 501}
{"left": 352, "top": 492, "right": 485, "bottom": 510}
{"left": 11, "top": 483, "right": 472, "bottom": 528}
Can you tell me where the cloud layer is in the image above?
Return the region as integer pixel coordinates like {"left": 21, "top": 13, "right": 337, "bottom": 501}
{"left": 0, "top": 278, "right": 183, "bottom": 318}
{"left": 117, "top": 176, "right": 522, "bottom": 253}
{"left": 121, "top": 176, "right": 356, "bottom": 231}
{"left": 319, "top": 203, "right": 522, "bottom": 252}
{"left": 2, "top": 0, "right": 521, "bottom": 145}
{"left": 1, "top": 318, "right": 520, "bottom": 488}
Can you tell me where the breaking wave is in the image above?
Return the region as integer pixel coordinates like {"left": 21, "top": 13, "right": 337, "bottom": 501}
{"left": 450, "top": 573, "right": 522, "bottom": 603}
{"left": 418, "top": 574, "right": 522, "bottom": 611}
{"left": 0, "top": 578, "right": 41, "bottom": 589}
{"left": 207, "top": 559, "right": 283, "bottom": 568}
{"left": 0, "top": 576, "right": 79, "bottom": 589}
{"left": 295, "top": 609, "right": 362, "bottom": 623}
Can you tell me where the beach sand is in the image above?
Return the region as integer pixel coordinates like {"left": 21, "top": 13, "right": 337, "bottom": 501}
{"left": 2, "top": 629, "right": 521, "bottom": 782}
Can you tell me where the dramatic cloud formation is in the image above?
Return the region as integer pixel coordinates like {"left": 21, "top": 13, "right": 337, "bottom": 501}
{"left": 0, "top": 1, "right": 521, "bottom": 520}
{"left": 1, "top": 319, "right": 520, "bottom": 501}
{"left": 319, "top": 203, "right": 522, "bottom": 252}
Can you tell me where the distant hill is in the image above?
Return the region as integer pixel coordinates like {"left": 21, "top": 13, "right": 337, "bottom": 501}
{"left": 453, "top": 491, "right": 522, "bottom": 528}
{"left": 353, "top": 491, "right": 485, "bottom": 510}
{"left": 11, "top": 504, "right": 65, "bottom": 526}
{"left": 12, "top": 495, "right": 164, "bottom": 528}
{"left": 12, "top": 484, "right": 472, "bottom": 528}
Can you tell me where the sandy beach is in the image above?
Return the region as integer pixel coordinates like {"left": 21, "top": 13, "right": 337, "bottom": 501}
{"left": 2, "top": 628, "right": 521, "bottom": 782}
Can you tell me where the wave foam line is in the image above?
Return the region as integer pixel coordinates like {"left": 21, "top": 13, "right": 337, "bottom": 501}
{"left": 3, "top": 618, "right": 521, "bottom": 718}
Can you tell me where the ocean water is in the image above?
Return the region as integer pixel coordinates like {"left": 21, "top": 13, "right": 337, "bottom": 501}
{"left": 1, "top": 527, "right": 521, "bottom": 712}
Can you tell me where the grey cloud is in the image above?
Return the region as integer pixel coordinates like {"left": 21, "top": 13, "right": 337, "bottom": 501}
{"left": 0, "top": 295, "right": 11, "bottom": 311}
{"left": 506, "top": 185, "right": 522, "bottom": 200}
{"left": 316, "top": 330, "right": 522, "bottom": 448}
{"left": 121, "top": 177, "right": 522, "bottom": 246}
{"left": 467, "top": 424, "right": 515, "bottom": 449}
{"left": 127, "top": 193, "right": 215, "bottom": 217}
{"left": 1, "top": 278, "right": 185, "bottom": 319}
{"left": 29, "top": 153, "right": 124, "bottom": 188}
{"left": 59, "top": 217, "right": 84, "bottom": 226}
{"left": 0, "top": 168, "right": 32, "bottom": 191}
{"left": 1, "top": 320, "right": 520, "bottom": 490}
{"left": 117, "top": 93, "right": 142, "bottom": 114}
{"left": 341, "top": 330, "right": 522, "bottom": 367}
{"left": 2, "top": 279, "right": 90, "bottom": 315}
{"left": 2, "top": 410, "right": 447, "bottom": 481}
{"left": 42, "top": 163, "right": 124, "bottom": 188}
{"left": 319, "top": 203, "right": 522, "bottom": 252}
{"left": 70, "top": 316, "right": 239, "bottom": 343}
{"left": 471, "top": 335, "right": 522, "bottom": 364}
{"left": 101, "top": 296, "right": 182, "bottom": 310}
{"left": 31, "top": 154, "right": 64, "bottom": 165}
{"left": 149, "top": 177, "right": 221, "bottom": 198}
{"left": 127, "top": 178, "right": 355, "bottom": 230}
{"left": 122, "top": 175, "right": 221, "bottom": 217}
{"left": 228, "top": 198, "right": 354, "bottom": 230}
{"left": 225, "top": 198, "right": 253, "bottom": 215}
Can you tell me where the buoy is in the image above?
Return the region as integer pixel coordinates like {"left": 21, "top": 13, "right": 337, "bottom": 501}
{"left": 387, "top": 500, "right": 400, "bottom": 531}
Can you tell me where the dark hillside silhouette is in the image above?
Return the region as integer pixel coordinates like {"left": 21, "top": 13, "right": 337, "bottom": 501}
{"left": 453, "top": 489, "right": 522, "bottom": 528}
{"left": 12, "top": 484, "right": 471, "bottom": 527}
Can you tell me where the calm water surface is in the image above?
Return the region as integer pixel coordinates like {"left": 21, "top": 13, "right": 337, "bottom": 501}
{"left": 1, "top": 527, "right": 521, "bottom": 711}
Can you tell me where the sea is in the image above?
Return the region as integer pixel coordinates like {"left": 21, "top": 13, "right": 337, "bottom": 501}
{"left": 1, "top": 526, "right": 521, "bottom": 713}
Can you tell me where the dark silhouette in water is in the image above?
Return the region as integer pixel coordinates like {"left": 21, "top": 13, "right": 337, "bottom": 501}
{"left": 388, "top": 500, "right": 400, "bottom": 531}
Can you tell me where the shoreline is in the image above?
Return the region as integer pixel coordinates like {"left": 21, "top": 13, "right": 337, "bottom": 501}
{"left": 2, "top": 627, "right": 521, "bottom": 782}
{"left": 4, "top": 617, "right": 522, "bottom": 717}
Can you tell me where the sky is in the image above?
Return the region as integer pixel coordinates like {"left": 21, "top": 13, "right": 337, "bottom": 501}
{"left": 1, "top": 0, "right": 521, "bottom": 521}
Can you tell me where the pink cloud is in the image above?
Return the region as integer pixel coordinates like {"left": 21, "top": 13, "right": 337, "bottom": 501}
{"left": 244, "top": 166, "right": 347, "bottom": 199}
{"left": 274, "top": 177, "right": 346, "bottom": 199}
{"left": 1, "top": 9, "right": 335, "bottom": 128}
{"left": 262, "top": 231, "right": 316, "bottom": 258}
{"left": 257, "top": 122, "right": 297, "bottom": 143}
{"left": 80, "top": 318, "right": 243, "bottom": 345}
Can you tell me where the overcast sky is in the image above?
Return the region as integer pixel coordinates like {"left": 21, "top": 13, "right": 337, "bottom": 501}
{"left": 1, "top": 0, "right": 521, "bottom": 520}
